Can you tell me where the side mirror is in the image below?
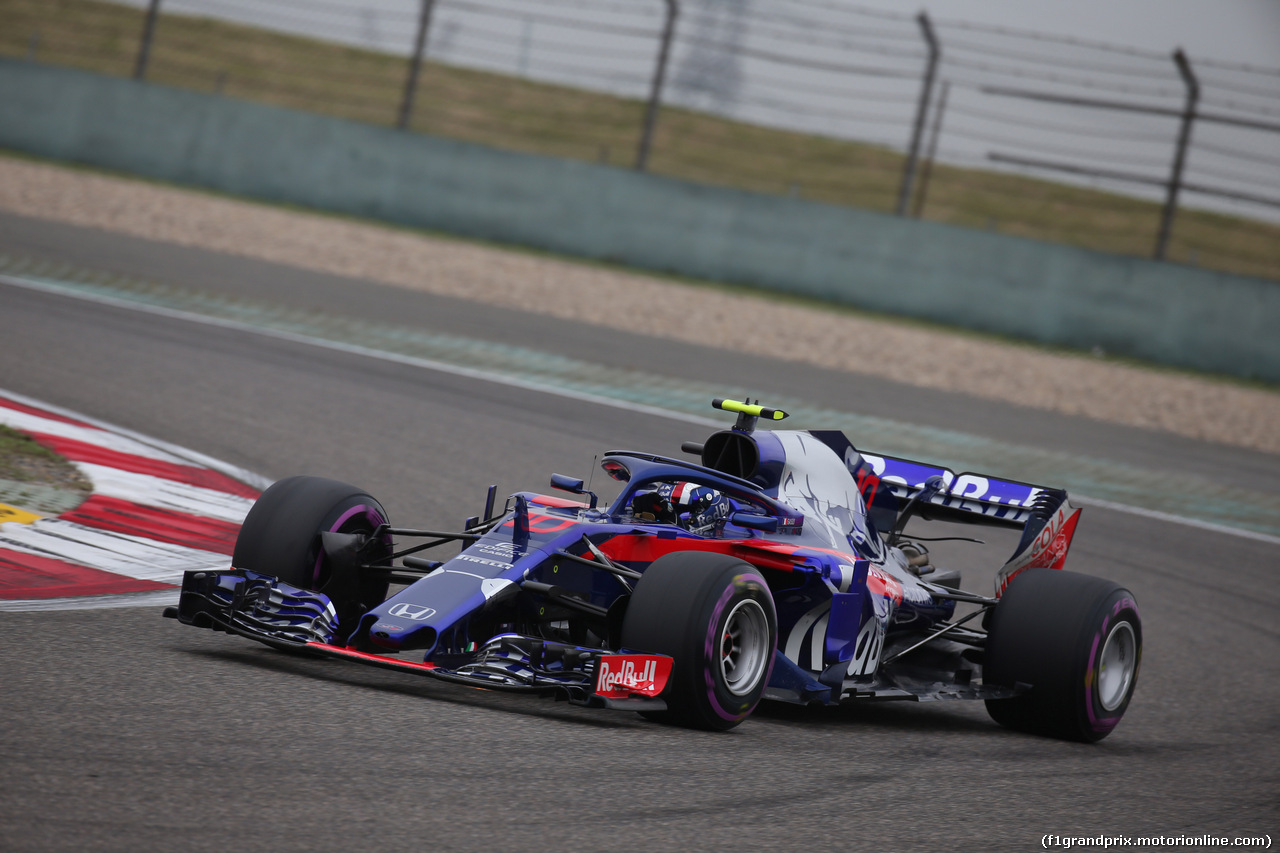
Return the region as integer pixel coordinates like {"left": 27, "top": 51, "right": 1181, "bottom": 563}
{"left": 551, "top": 474, "right": 584, "bottom": 493}
{"left": 550, "top": 473, "right": 598, "bottom": 509}
{"left": 730, "top": 511, "right": 778, "bottom": 533}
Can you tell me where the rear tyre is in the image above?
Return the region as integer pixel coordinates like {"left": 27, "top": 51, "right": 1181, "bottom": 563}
{"left": 984, "top": 568, "right": 1141, "bottom": 742}
{"left": 232, "top": 475, "right": 391, "bottom": 635}
{"left": 621, "top": 552, "right": 777, "bottom": 731}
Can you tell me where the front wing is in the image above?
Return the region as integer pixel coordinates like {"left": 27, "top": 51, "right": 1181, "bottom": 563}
{"left": 165, "top": 568, "right": 672, "bottom": 712}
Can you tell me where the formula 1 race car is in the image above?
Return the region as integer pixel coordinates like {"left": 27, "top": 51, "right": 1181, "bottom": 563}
{"left": 166, "top": 399, "right": 1141, "bottom": 740}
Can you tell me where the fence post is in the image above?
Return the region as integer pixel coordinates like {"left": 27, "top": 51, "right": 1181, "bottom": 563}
{"left": 896, "top": 12, "right": 939, "bottom": 216}
{"left": 133, "top": 0, "right": 163, "bottom": 81}
{"left": 398, "top": 0, "right": 437, "bottom": 130}
{"left": 636, "top": 0, "right": 679, "bottom": 171}
{"left": 1154, "top": 49, "right": 1199, "bottom": 261}
{"left": 912, "top": 80, "right": 949, "bottom": 218}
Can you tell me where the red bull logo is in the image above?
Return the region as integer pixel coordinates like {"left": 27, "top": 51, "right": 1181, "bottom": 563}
{"left": 594, "top": 654, "right": 673, "bottom": 698}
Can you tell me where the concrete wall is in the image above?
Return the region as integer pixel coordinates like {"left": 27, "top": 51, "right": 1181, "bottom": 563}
{"left": 2, "top": 59, "right": 1276, "bottom": 383}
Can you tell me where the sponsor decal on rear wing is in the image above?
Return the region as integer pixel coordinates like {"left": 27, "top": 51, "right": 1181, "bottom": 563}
{"left": 995, "top": 493, "right": 1083, "bottom": 596}
{"left": 806, "top": 431, "right": 1084, "bottom": 594}
{"left": 858, "top": 452, "right": 1048, "bottom": 526}
{"left": 806, "top": 430, "right": 1050, "bottom": 527}
{"left": 856, "top": 451, "right": 1085, "bottom": 597}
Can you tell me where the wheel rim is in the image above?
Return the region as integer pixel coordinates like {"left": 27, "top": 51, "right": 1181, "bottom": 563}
{"left": 1097, "top": 621, "right": 1137, "bottom": 712}
{"left": 313, "top": 504, "right": 387, "bottom": 588}
{"left": 720, "top": 599, "right": 770, "bottom": 696}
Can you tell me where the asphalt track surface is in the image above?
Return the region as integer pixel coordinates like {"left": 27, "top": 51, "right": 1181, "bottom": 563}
{"left": 1, "top": 213, "right": 1277, "bottom": 852}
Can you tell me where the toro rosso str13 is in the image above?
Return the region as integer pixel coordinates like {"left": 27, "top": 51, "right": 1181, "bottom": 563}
{"left": 166, "top": 399, "right": 1141, "bottom": 739}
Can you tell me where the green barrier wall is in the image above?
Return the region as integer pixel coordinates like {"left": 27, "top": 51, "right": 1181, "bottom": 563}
{"left": 2, "top": 59, "right": 1276, "bottom": 383}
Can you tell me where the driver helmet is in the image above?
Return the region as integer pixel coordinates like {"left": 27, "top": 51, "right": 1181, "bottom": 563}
{"left": 665, "top": 482, "right": 729, "bottom": 531}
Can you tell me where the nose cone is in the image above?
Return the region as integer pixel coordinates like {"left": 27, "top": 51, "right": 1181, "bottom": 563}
{"left": 364, "top": 563, "right": 511, "bottom": 653}
{"left": 368, "top": 604, "right": 439, "bottom": 652}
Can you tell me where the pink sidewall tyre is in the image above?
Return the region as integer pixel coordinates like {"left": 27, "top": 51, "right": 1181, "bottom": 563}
{"left": 621, "top": 551, "right": 778, "bottom": 731}
{"left": 233, "top": 475, "right": 392, "bottom": 637}
{"left": 984, "top": 568, "right": 1142, "bottom": 742}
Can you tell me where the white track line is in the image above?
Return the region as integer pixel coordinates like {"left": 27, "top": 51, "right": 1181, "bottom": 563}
{"left": 1, "top": 274, "right": 725, "bottom": 431}
{"left": 3, "top": 273, "right": 1278, "bottom": 549}
{"left": 1073, "top": 495, "right": 1280, "bottom": 547}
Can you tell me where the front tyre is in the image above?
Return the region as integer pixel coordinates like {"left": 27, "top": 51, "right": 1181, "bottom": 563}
{"left": 621, "top": 552, "right": 777, "bottom": 731}
{"left": 232, "top": 475, "right": 391, "bottom": 635}
{"left": 984, "top": 568, "right": 1141, "bottom": 742}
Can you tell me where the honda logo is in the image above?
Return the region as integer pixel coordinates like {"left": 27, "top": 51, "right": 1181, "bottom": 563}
{"left": 387, "top": 603, "right": 436, "bottom": 621}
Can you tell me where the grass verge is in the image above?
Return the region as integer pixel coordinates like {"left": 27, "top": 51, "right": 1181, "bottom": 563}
{"left": 0, "top": 423, "right": 92, "bottom": 503}
{"left": 2, "top": 0, "right": 1277, "bottom": 282}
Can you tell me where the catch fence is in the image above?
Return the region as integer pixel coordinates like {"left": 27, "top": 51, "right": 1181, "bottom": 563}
{"left": 5, "top": 0, "right": 1279, "bottom": 282}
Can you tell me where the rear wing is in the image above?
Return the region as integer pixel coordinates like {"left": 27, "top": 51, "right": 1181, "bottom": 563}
{"left": 807, "top": 430, "right": 1082, "bottom": 596}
